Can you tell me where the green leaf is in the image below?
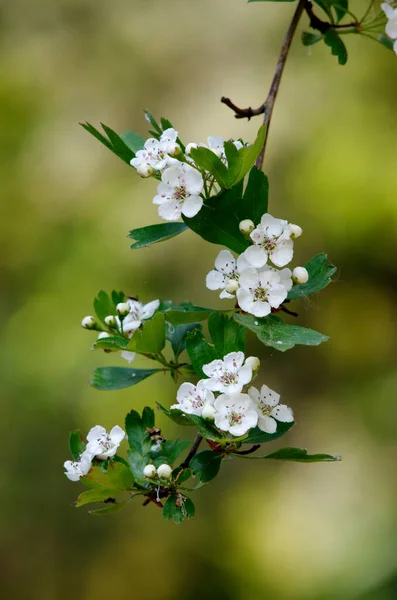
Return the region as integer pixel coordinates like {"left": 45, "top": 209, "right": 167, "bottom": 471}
{"left": 378, "top": 34, "right": 395, "bottom": 52}
{"left": 119, "top": 131, "right": 145, "bottom": 154}
{"left": 162, "top": 494, "right": 195, "bottom": 524}
{"left": 164, "top": 302, "right": 218, "bottom": 326}
{"left": 157, "top": 403, "right": 194, "bottom": 427}
{"left": 190, "top": 450, "right": 222, "bottom": 483}
{"left": 92, "top": 336, "right": 129, "bottom": 351}
{"left": 142, "top": 406, "right": 155, "bottom": 429}
{"left": 151, "top": 439, "right": 191, "bottom": 466}
{"left": 144, "top": 110, "right": 162, "bottom": 136}
{"left": 127, "top": 312, "right": 166, "bottom": 354}
{"left": 75, "top": 489, "right": 118, "bottom": 507}
{"left": 314, "top": 0, "right": 348, "bottom": 22}
{"left": 129, "top": 223, "right": 188, "bottom": 250}
{"left": 186, "top": 415, "right": 223, "bottom": 441}
{"left": 242, "top": 420, "right": 295, "bottom": 444}
{"left": 80, "top": 122, "right": 135, "bottom": 164}
{"left": 90, "top": 367, "right": 161, "bottom": 391}
{"left": 208, "top": 312, "right": 246, "bottom": 356}
{"left": 186, "top": 329, "right": 216, "bottom": 378}
{"left": 127, "top": 449, "right": 150, "bottom": 485}
{"left": 125, "top": 409, "right": 153, "bottom": 454}
{"left": 324, "top": 29, "right": 348, "bottom": 65}
{"left": 112, "top": 290, "right": 126, "bottom": 306}
{"left": 166, "top": 322, "right": 202, "bottom": 358}
{"left": 105, "top": 462, "right": 135, "bottom": 490}
{"left": 242, "top": 167, "right": 269, "bottom": 224}
{"left": 189, "top": 146, "right": 229, "bottom": 187}
{"left": 301, "top": 32, "right": 323, "bottom": 46}
{"left": 240, "top": 446, "right": 341, "bottom": 462}
{"left": 89, "top": 501, "right": 128, "bottom": 516}
{"left": 183, "top": 181, "right": 250, "bottom": 254}
{"left": 93, "top": 290, "right": 117, "bottom": 323}
{"left": 288, "top": 254, "right": 336, "bottom": 300}
{"left": 69, "top": 430, "right": 86, "bottom": 461}
{"left": 313, "top": 0, "right": 334, "bottom": 20}
{"left": 233, "top": 313, "right": 328, "bottom": 352}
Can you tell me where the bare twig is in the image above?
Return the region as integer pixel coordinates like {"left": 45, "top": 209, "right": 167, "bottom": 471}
{"left": 233, "top": 444, "right": 261, "bottom": 456}
{"left": 180, "top": 434, "right": 203, "bottom": 470}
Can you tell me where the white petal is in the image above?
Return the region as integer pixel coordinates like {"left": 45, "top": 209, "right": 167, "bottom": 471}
{"left": 184, "top": 166, "right": 204, "bottom": 195}
{"left": 236, "top": 288, "right": 255, "bottom": 313}
{"left": 224, "top": 351, "right": 245, "bottom": 370}
{"left": 382, "top": 2, "right": 396, "bottom": 19}
{"left": 86, "top": 425, "right": 106, "bottom": 443}
{"left": 267, "top": 285, "right": 288, "bottom": 308}
{"left": 110, "top": 425, "right": 126, "bottom": 444}
{"left": 386, "top": 18, "right": 397, "bottom": 38}
{"left": 158, "top": 199, "right": 182, "bottom": 221}
{"left": 250, "top": 300, "right": 271, "bottom": 318}
{"left": 259, "top": 213, "right": 285, "bottom": 236}
{"left": 161, "top": 165, "right": 183, "bottom": 187}
{"left": 244, "top": 245, "right": 268, "bottom": 268}
{"left": 142, "top": 299, "right": 160, "bottom": 320}
{"left": 120, "top": 351, "right": 136, "bottom": 363}
{"left": 202, "top": 359, "right": 223, "bottom": 378}
{"left": 214, "top": 413, "right": 230, "bottom": 432}
{"left": 270, "top": 240, "right": 294, "bottom": 267}
{"left": 181, "top": 194, "right": 203, "bottom": 218}
{"left": 219, "top": 289, "right": 235, "bottom": 299}
{"left": 257, "top": 414, "right": 277, "bottom": 434}
{"left": 206, "top": 269, "right": 226, "bottom": 291}
{"left": 278, "top": 268, "right": 293, "bottom": 291}
{"left": 236, "top": 252, "right": 251, "bottom": 273}
{"left": 238, "top": 363, "right": 253, "bottom": 386}
{"left": 248, "top": 386, "right": 261, "bottom": 405}
{"left": 260, "top": 384, "right": 280, "bottom": 407}
{"left": 207, "top": 136, "right": 224, "bottom": 151}
{"left": 160, "top": 128, "right": 178, "bottom": 143}
{"left": 271, "top": 404, "right": 294, "bottom": 422}
{"left": 239, "top": 267, "right": 260, "bottom": 289}
{"left": 215, "top": 249, "right": 236, "bottom": 275}
{"left": 177, "top": 382, "right": 196, "bottom": 402}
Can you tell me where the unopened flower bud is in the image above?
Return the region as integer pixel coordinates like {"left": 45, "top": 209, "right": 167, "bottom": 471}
{"left": 136, "top": 164, "right": 154, "bottom": 178}
{"left": 292, "top": 266, "right": 309, "bottom": 284}
{"left": 245, "top": 356, "right": 260, "bottom": 374}
{"left": 185, "top": 142, "right": 198, "bottom": 156}
{"left": 97, "top": 332, "right": 111, "bottom": 340}
{"left": 143, "top": 464, "right": 157, "bottom": 479}
{"left": 202, "top": 405, "right": 216, "bottom": 420}
{"left": 104, "top": 315, "right": 117, "bottom": 328}
{"left": 116, "top": 302, "right": 130, "bottom": 317}
{"left": 168, "top": 144, "right": 182, "bottom": 158}
{"left": 290, "top": 224, "right": 302, "bottom": 239}
{"left": 239, "top": 219, "right": 255, "bottom": 236}
{"left": 82, "top": 316, "right": 96, "bottom": 330}
{"left": 157, "top": 464, "right": 172, "bottom": 480}
{"left": 225, "top": 279, "right": 239, "bottom": 295}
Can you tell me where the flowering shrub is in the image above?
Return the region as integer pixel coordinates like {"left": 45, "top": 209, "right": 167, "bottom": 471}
{"left": 64, "top": 0, "right": 395, "bottom": 523}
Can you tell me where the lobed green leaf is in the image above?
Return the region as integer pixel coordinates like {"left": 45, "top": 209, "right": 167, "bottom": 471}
{"left": 288, "top": 253, "right": 336, "bottom": 300}
{"left": 127, "top": 312, "right": 166, "bottom": 354}
{"left": 190, "top": 450, "right": 222, "bottom": 483}
{"left": 90, "top": 367, "right": 161, "bottom": 391}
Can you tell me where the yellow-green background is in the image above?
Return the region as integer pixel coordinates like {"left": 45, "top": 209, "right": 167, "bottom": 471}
{"left": 2, "top": 0, "right": 397, "bottom": 598}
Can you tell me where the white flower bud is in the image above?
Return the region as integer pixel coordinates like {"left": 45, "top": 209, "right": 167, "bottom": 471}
{"left": 239, "top": 219, "right": 255, "bottom": 235}
{"left": 136, "top": 164, "right": 154, "bottom": 178}
{"left": 225, "top": 279, "right": 239, "bottom": 295}
{"left": 290, "top": 224, "right": 302, "bottom": 239}
{"left": 97, "top": 332, "right": 111, "bottom": 339}
{"left": 245, "top": 356, "right": 260, "bottom": 373}
{"left": 292, "top": 266, "right": 309, "bottom": 284}
{"left": 143, "top": 464, "right": 157, "bottom": 478}
{"left": 185, "top": 142, "right": 198, "bottom": 156}
{"left": 202, "top": 404, "right": 216, "bottom": 420}
{"left": 116, "top": 302, "right": 130, "bottom": 317}
{"left": 157, "top": 464, "right": 172, "bottom": 480}
{"left": 104, "top": 315, "right": 117, "bottom": 328}
{"left": 168, "top": 144, "right": 182, "bottom": 158}
{"left": 81, "top": 316, "right": 96, "bottom": 329}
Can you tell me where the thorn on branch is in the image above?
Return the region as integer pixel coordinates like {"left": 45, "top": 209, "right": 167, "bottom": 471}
{"left": 221, "top": 96, "right": 265, "bottom": 121}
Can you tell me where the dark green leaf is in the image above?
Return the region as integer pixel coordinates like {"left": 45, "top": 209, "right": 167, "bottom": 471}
{"left": 89, "top": 501, "right": 128, "bottom": 516}
{"left": 92, "top": 336, "right": 129, "bottom": 351}
{"left": 314, "top": 0, "right": 348, "bottom": 22}
{"left": 111, "top": 291, "right": 126, "bottom": 306}
{"left": 190, "top": 450, "right": 222, "bottom": 483}
{"left": 125, "top": 409, "right": 152, "bottom": 454}
{"left": 187, "top": 415, "right": 223, "bottom": 441}
{"left": 183, "top": 497, "right": 195, "bottom": 518}
{"left": 324, "top": 29, "right": 348, "bottom": 65}
{"left": 93, "top": 290, "right": 117, "bottom": 324}
{"left": 288, "top": 253, "right": 336, "bottom": 300}
{"left": 162, "top": 494, "right": 195, "bottom": 524}
{"left": 164, "top": 302, "right": 218, "bottom": 326}
{"left": 166, "top": 322, "right": 202, "bottom": 358}
{"left": 186, "top": 329, "right": 215, "bottom": 378}
{"left": 208, "top": 312, "right": 245, "bottom": 356}
{"left": 142, "top": 406, "right": 155, "bottom": 429}
{"left": 189, "top": 146, "right": 229, "bottom": 187}
{"left": 242, "top": 167, "right": 269, "bottom": 224}
{"left": 157, "top": 403, "right": 194, "bottom": 427}
{"left": 144, "top": 110, "right": 162, "bottom": 136}
{"left": 151, "top": 439, "right": 191, "bottom": 466}
{"left": 242, "top": 420, "right": 295, "bottom": 444}
{"left": 301, "top": 31, "right": 324, "bottom": 46}
{"left": 90, "top": 367, "right": 161, "bottom": 391}
{"left": 120, "top": 131, "right": 145, "bottom": 154}
{"left": 313, "top": 0, "right": 334, "bottom": 20}
{"left": 233, "top": 313, "right": 329, "bottom": 351}
{"left": 241, "top": 446, "right": 341, "bottom": 462}
{"left": 129, "top": 223, "right": 188, "bottom": 250}
{"left": 80, "top": 122, "right": 135, "bottom": 164}
{"left": 69, "top": 430, "right": 85, "bottom": 461}
{"left": 127, "top": 312, "right": 166, "bottom": 354}
{"left": 378, "top": 34, "right": 395, "bottom": 52}
{"left": 175, "top": 468, "right": 192, "bottom": 484}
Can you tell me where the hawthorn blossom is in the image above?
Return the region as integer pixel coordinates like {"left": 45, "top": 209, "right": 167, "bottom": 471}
{"left": 172, "top": 380, "right": 215, "bottom": 416}
{"left": 86, "top": 425, "right": 125, "bottom": 459}
{"left": 236, "top": 266, "right": 292, "bottom": 317}
{"left": 214, "top": 393, "right": 258, "bottom": 436}
{"left": 64, "top": 453, "right": 92, "bottom": 482}
{"left": 153, "top": 163, "right": 204, "bottom": 221}
{"left": 202, "top": 351, "right": 253, "bottom": 394}
{"left": 130, "top": 128, "right": 179, "bottom": 175}
{"left": 248, "top": 385, "right": 294, "bottom": 434}
{"left": 382, "top": 3, "right": 397, "bottom": 54}
{"left": 122, "top": 299, "right": 160, "bottom": 335}
{"left": 244, "top": 213, "right": 296, "bottom": 268}
{"left": 206, "top": 249, "right": 251, "bottom": 299}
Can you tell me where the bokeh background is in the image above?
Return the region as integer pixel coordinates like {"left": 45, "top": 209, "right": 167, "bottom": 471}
{"left": 2, "top": 0, "right": 397, "bottom": 598}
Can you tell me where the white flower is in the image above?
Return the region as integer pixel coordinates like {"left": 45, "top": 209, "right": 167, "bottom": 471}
{"left": 171, "top": 380, "right": 215, "bottom": 416}
{"left": 202, "top": 351, "right": 253, "bottom": 394}
{"left": 244, "top": 213, "right": 295, "bottom": 268}
{"left": 206, "top": 249, "right": 251, "bottom": 299}
{"left": 82, "top": 315, "right": 96, "bottom": 329}
{"left": 153, "top": 163, "right": 204, "bottom": 221}
{"left": 214, "top": 393, "right": 258, "bottom": 436}
{"left": 292, "top": 266, "right": 309, "bottom": 284}
{"left": 64, "top": 453, "right": 92, "bottom": 482}
{"left": 86, "top": 425, "right": 125, "bottom": 460}
{"left": 143, "top": 464, "right": 157, "bottom": 478}
{"left": 382, "top": 3, "right": 397, "bottom": 39}
{"left": 122, "top": 299, "right": 160, "bottom": 335}
{"left": 186, "top": 137, "right": 243, "bottom": 164}
{"left": 236, "top": 266, "right": 292, "bottom": 317}
{"left": 130, "top": 129, "right": 179, "bottom": 174}
{"left": 120, "top": 351, "right": 136, "bottom": 363}
{"left": 248, "top": 385, "right": 294, "bottom": 434}
{"left": 157, "top": 464, "right": 172, "bottom": 479}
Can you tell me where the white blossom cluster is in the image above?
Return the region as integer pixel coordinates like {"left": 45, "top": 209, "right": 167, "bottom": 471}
{"left": 171, "top": 351, "right": 293, "bottom": 436}
{"left": 64, "top": 425, "right": 125, "bottom": 481}
{"left": 82, "top": 298, "right": 160, "bottom": 364}
{"left": 206, "top": 214, "right": 308, "bottom": 317}
{"left": 382, "top": 2, "right": 397, "bottom": 54}
{"left": 130, "top": 128, "right": 244, "bottom": 221}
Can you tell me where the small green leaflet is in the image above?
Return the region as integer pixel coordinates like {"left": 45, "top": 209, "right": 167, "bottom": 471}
{"left": 128, "top": 312, "right": 166, "bottom": 354}
{"left": 125, "top": 407, "right": 154, "bottom": 454}
{"left": 166, "top": 322, "right": 202, "bottom": 358}
{"left": 288, "top": 253, "right": 336, "bottom": 300}
{"left": 93, "top": 290, "right": 125, "bottom": 324}
{"left": 324, "top": 29, "right": 348, "bottom": 65}
{"left": 157, "top": 403, "right": 194, "bottom": 427}
{"left": 235, "top": 446, "right": 341, "bottom": 462}
{"left": 80, "top": 122, "right": 144, "bottom": 164}
{"left": 233, "top": 313, "right": 328, "bottom": 352}
{"left": 302, "top": 32, "right": 323, "bottom": 46}
{"left": 90, "top": 367, "right": 161, "bottom": 391}
{"left": 208, "top": 312, "right": 245, "bottom": 356}
{"left": 69, "top": 430, "right": 85, "bottom": 461}
{"left": 243, "top": 420, "right": 294, "bottom": 444}
{"left": 163, "top": 303, "right": 219, "bottom": 326}
{"left": 313, "top": 0, "right": 348, "bottom": 22}
{"left": 93, "top": 337, "right": 129, "bottom": 352}
{"left": 129, "top": 223, "right": 188, "bottom": 250}
{"left": 190, "top": 450, "right": 222, "bottom": 483}
{"left": 162, "top": 494, "right": 195, "bottom": 524}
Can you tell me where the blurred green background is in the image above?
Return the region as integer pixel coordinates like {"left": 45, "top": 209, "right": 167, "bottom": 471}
{"left": 2, "top": 0, "right": 397, "bottom": 598}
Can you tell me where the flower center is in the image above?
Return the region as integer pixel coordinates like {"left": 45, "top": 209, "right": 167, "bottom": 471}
{"left": 228, "top": 410, "right": 244, "bottom": 426}
{"left": 262, "top": 237, "right": 277, "bottom": 252}
{"left": 258, "top": 400, "right": 272, "bottom": 416}
{"left": 189, "top": 393, "right": 204, "bottom": 409}
{"left": 173, "top": 184, "right": 188, "bottom": 202}
{"left": 252, "top": 286, "right": 269, "bottom": 302}
{"left": 97, "top": 434, "right": 113, "bottom": 451}
{"left": 220, "top": 370, "right": 238, "bottom": 386}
